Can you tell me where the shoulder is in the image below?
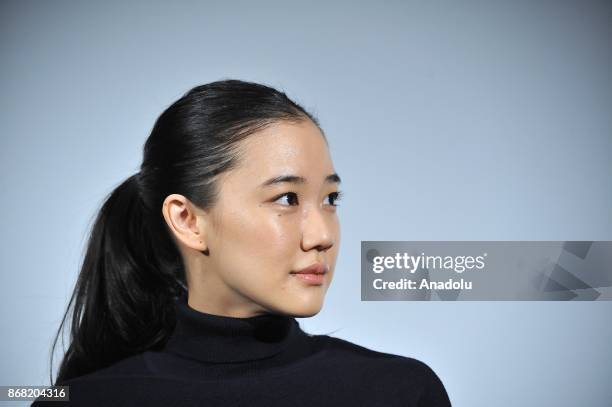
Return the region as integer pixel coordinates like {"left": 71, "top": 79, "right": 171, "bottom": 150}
{"left": 31, "top": 353, "right": 156, "bottom": 407}
{"left": 313, "top": 334, "right": 452, "bottom": 406}
{"left": 315, "top": 333, "right": 433, "bottom": 370}
{"left": 64, "top": 352, "right": 152, "bottom": 382}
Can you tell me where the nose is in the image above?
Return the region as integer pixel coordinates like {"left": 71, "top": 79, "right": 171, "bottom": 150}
{"left": 300, "top": 205, "right": 336, "bottom": 252}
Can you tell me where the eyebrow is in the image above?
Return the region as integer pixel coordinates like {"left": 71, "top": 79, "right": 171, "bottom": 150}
{"left": 260, "top": 173, "right": 342, "bottom": 188}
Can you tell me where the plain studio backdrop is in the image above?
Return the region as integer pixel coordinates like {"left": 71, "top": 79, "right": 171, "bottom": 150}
{"left": 1, "top": 1, "right": 611, "bottom": 406}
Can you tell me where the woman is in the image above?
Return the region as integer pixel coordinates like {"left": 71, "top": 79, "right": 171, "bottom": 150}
{"left": 33, "top": 79, "right": 451, "bottom": 406}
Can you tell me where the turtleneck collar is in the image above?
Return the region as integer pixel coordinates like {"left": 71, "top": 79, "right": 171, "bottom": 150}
{"left": 162, "top": 293, "right": 310, "bottom": 364}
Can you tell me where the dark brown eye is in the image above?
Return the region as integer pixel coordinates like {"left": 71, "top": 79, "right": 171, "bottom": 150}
{"left": 274, "top": 192, "right": 299, "bottom": 206}
{"left": 326, "top": 191, "right": 343, "bottom": 206}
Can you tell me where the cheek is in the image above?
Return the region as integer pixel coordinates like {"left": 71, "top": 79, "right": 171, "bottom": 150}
{"left": 225, "top": 209, "right": 300, "bottom": 259}
{"left": 218, "top": 212, "right": 302, "bottom": 293}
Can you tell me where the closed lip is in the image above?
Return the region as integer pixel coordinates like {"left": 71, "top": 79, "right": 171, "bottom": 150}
{"left": 291, "top": 263, "right": 329, "bottom": 275}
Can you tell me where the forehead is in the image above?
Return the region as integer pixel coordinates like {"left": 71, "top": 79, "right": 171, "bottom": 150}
{"left": 234, "top": 120, "right": 333, "bottom": 176}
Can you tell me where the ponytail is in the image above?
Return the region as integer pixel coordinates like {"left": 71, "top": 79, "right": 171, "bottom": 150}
{"left": 51, "top": 174, "right": 186, "bottom": 384}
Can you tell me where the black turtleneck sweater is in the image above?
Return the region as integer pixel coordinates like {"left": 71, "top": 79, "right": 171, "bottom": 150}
{"left": 32, "top": 296, "right": 451, "bottom": 406}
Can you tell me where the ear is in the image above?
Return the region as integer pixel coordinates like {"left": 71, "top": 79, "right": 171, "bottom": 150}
{"left": 161, "top": 194, "right": 209, "bottom": 254}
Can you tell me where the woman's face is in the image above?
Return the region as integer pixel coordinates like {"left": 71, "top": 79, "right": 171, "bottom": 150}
{"left": 185, "top": 119, "right": 341, "bottom": 318}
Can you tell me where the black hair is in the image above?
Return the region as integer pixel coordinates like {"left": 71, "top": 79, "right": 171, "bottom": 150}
{"left": 49, "top": 79, "right": 322, "bottom": 384}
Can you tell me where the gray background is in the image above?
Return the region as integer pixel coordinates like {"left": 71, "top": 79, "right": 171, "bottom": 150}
{"left": 2, "top": 0, "right": 611, "bottom": 406}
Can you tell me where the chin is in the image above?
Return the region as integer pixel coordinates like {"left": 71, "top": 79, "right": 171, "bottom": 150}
{"left": 286, "top": 298, "right": 324, "bottom": 318}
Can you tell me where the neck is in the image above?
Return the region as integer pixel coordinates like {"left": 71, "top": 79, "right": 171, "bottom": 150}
{"left": 162, "top": 292, "right": 312, "bottom": 364}
{"left": 187, "top": 292, "right": 269, "bottom": 319}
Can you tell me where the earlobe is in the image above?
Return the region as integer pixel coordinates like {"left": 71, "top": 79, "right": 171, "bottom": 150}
{"left": 195, "top": 213, "right": 212, "bottom": 255}
{"left": 199, "top": 239, "right": 210, "bottom": 256}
